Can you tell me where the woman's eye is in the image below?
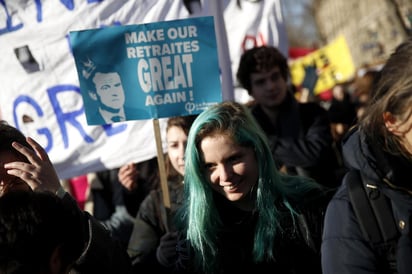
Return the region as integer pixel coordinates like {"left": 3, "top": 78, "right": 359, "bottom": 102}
{"left": 254, "top": 79, "right": 265, "bottom": 86}
{"left": 204, "top": 163, "right": 215, "bottom": 171}
{"left": 168, "top": 142, "right": 178, "bottom": 149}
{"left": 228, "top": 155, "right": 241, "bottom": 164}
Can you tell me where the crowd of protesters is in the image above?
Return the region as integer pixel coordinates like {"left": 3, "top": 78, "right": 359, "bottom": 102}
{"left": 2, "top": 36, "right": 412, "bottom": 274}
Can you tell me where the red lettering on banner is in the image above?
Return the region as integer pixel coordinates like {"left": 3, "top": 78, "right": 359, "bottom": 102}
{"left": 241, "top": 32, "right": 267, "bottom": 51}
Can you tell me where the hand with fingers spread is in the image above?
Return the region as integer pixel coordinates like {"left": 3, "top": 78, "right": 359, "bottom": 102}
{"left": 118, "top": 162, "right": 138, "bottom": 191}
{"left": 3, "top": 137, "right": 61, "bottom": 194}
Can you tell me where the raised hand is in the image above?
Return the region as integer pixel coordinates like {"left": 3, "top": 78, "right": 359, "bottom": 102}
{"left": 4, "top": 137, "right": 61, "bottom": 193}
{"left": 118, "top": 162, "right": 138, "bottom": 191}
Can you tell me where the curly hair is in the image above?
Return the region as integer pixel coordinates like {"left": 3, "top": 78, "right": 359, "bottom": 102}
{"left": 236, "top": 46, "right": 289, "bottom": 94}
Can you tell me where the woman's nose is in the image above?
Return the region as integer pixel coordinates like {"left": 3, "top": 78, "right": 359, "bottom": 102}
{"left": 179, "top": 145, "right": 186, "bottom": 158}
{"left": 217, "top": 164, "right": 233, "bottom": 182}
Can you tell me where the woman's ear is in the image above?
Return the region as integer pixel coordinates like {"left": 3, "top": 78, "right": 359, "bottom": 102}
{"left": 383, "top": 112, "right": 402, "bottom": 136}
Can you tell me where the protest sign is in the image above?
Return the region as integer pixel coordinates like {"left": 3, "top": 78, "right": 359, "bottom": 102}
{"left": 289, "top": 35, "right": 356, "bottom": 95}
{"left": 70, "top": 16, "right": 222, "bottom": 207}
{"left": 70, "top": 16, "right": 221, "bottom": 125}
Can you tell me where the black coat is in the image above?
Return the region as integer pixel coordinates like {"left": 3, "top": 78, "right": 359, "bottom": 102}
{"left": 127, "top": 179, "right": 184, "bottom": 272}
{"left": 92, "top": 158, "right": 159, "bottom": 249}
{"left": 251, "top": 92, "right": 339, "bottom": 188}
{"left": 321, "top": 127, "right": 412, "bottom": 274}
{"left": 175, "top": 190, "right": 329, "bottom": 274}
{"left": 61, "top": 193, "right": 133, "bottom": 274}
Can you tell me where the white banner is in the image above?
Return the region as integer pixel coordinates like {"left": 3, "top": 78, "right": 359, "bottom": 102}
{"left": 0, "top": 0, "right": 287, "bottom": 179}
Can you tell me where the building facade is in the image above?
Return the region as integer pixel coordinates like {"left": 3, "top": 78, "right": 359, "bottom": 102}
{"left": 314, "top": 0, "right": 412, "bottom": 69}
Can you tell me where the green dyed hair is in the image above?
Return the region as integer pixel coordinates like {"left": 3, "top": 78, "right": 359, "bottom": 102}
{"left": 178, "top": 101, "right": 321, "bottom": 273}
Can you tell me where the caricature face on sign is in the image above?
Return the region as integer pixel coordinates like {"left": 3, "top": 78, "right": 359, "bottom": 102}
{"left": 89, "top": 71, "right": 126, "bottom": 123}
{"left": 92, "top": 72, "right": 125, "bottom": 110}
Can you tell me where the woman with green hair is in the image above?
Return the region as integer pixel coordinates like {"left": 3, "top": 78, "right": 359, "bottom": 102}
{"left": 174, "top": 101, "right": 330, "bottom": 273}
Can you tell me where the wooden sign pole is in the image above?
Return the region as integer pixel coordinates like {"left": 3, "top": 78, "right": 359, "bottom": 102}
{"left": 152, "top": 118, "right": 171, "bottom": 209}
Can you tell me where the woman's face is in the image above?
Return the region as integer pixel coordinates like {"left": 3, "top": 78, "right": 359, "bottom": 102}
{"left": 167, "top": 125, "right": 188, "bottom": 176}
{"left": 200, "top": 134, "right": 259, "bottom": 211}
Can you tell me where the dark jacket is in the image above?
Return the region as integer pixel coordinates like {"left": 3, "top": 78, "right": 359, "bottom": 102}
{"left": 92, "top": 158, "right": 159, "bottom": 249}
{"left": 250, "top": 91, "right": 339, "bottom": 188}
{"left": 61, "top": 193, "right": 133, "bottom": 274}
{"left": 127, "top": 179, "right": 184, "bottom": 272}
{"left": 321, "top": 127, "right": 412, "bottom": 274}
{"left": 175, "top": 190, "right": 329, "bottom": 274}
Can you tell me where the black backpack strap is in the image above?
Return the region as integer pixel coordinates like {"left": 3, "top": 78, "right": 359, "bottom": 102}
{"left": 346, "top": 170, "right": 382, "bottom": 243}
{"left": 346, "top": 170, "right": 398, "bottom": 245}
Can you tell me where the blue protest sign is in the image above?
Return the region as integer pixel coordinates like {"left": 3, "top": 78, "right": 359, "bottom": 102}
{"left": 70, "top": 16, "right": 222, "bottom": 125}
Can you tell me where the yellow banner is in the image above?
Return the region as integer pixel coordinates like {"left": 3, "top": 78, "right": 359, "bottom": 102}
{"left": 289, "top": 35, "right": 355, "bottom": 95}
